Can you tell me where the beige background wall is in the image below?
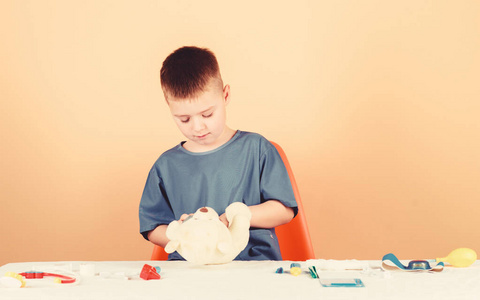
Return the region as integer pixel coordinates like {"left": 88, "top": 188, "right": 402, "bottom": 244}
{"left": 1, "top": 1, "right": 479, "bottom": 265}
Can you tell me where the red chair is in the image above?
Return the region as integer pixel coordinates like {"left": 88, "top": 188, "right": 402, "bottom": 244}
{"left": 270, "top": 141, "right": 315, "bottom": 261}
{"left": 151, "top": 242, "right": 169, "bottom": 261}
{"left": 151, "top": 141, "right": 315, "bottom": 261}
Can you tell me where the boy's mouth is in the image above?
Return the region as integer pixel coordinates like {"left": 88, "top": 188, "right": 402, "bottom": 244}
{"left": 195, "top": 133, "right": 210, "bottom": 139}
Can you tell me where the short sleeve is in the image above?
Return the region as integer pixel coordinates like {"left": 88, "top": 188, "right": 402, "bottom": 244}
{"left": 259, "top": 143, "right": 298, "bottom": 217}
{"left": 138, "top": 166, "right": 176, "bottom": 240}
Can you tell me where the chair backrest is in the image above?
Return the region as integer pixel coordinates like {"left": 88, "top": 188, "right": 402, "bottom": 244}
{"left": 151, "top": 242, "right": 169, "bottom": 260}
{"left": 150, "top": 141, "right": 315, "bottom": 261}
{"left": 270, "top": 141, "right": 315, "bottom": 261}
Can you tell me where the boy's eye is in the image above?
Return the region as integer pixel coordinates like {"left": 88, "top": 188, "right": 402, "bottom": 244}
{"left": 180, "top": 118, "right": 190, "bottom": 123}
{"left": 203, "top": 113, "right": 213, "bottom": 118}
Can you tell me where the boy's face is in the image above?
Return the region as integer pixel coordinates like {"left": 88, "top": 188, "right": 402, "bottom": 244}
{"left": 167, "top": 80, "right": 232, "bottom": 152}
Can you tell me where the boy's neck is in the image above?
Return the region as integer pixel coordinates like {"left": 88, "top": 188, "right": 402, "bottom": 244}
{"left": 183, "top": 127, "right": 237, "bottom": 153}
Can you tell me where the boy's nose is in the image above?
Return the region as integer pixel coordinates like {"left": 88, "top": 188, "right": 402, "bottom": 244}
{"left": 191, "top": 117, "right": 206, "bottom": 131}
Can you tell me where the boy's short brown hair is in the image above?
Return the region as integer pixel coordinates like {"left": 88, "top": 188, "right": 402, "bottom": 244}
{"left": 160, "top": 46, "right": 222, "bottom": 100}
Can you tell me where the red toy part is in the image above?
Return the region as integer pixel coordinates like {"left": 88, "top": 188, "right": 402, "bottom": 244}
{"left": 21, "top": 272, "right": 44, "bottom": 279}
{"left": 140, "top": 264, "right": 161, "bottom": 280}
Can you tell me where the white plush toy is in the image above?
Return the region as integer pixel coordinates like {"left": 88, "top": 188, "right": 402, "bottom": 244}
{"left": 164, "top": 202, "right": 252, "bottom": 265}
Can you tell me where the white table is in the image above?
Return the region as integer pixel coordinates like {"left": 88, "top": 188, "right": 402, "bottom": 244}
{"left": 1, "top": 260, "right": 479, "bottom": 299}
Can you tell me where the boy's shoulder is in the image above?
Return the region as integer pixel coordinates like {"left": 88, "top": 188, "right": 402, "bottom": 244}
{"left": 234, "top": 131, "right": 276, "bottom": 154}
{"left": 149, "top": 144, "right": 183, "bottom": 169}
{"left": 232, "top": 130, "right": 270, "bottom": 145}
{"left": 158, "top": 143, "right": 183, "bottom": 159}
{"left": 236, "top": 130, "right": 264, "bottom": 141}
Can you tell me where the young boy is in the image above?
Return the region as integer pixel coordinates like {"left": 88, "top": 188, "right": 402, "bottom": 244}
{"left": 139, "top": 46, "right": 297, "bottom": 260}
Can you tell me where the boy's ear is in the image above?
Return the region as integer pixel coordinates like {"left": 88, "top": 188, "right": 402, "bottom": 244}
{"left": 223, "top": 84, "right": 231, "bottom": 105}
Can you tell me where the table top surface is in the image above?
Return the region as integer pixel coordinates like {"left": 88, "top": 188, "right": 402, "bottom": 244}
{"left": 1, "top": 260, "right": 480, "bottom": 300}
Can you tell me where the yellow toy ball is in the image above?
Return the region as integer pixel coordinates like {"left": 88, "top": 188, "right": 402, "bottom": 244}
{"left": 436, "top": 248, "right": 477, "bottom": 268}
{"left": 289, "top": 263, "right": 302, "bottom": 276}
{"left": 290, "top": 267, "right": 302, "bottom": 276}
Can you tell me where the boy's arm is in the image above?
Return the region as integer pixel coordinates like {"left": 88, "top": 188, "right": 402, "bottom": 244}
{"left": 147, "top": 214, "right": 192, "bottom": 247}
{"left": 147, "top": 225, "right": 169, "bottom": 248}
{"left": 248, "top": 200, "right": 294, "bottom": 228}
{"left": 219, "top": 200, "right": 294, "bottom": 228}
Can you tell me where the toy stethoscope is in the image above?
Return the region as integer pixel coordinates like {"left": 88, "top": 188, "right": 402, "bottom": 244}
{"left": 382, "top": 253, "right": 445, "bottom": 272}
{"left": 19, "top": 271, "right": 76, "bottom": 284}
{"left": 382, "top": 248, "right": 477, "bottom": 272}
{"left": 0, "top": 271, "right": 76, "bottom": 288}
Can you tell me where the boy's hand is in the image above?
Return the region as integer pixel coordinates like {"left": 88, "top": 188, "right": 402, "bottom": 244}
{"left": 219, "top": 213, "right": 229, "bottom": 227}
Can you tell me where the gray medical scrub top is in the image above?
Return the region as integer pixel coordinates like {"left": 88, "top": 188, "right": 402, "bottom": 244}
{"left": 139, "top": 130, "right": 297, "bottom": 260}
